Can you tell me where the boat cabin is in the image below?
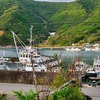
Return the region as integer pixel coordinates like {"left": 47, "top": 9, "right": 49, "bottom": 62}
{"left": 93, "top": 57, "right": 100, "bottom": 73}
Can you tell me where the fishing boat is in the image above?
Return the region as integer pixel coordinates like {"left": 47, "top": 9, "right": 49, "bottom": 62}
{"left": 86, "top": 57, "right": 100, "bottom": 77}
{"left": 11, "top": 26, "right": 60, "bottom": 72}
{"left": 93, "top": 57, "right": 100, "bottom": 73}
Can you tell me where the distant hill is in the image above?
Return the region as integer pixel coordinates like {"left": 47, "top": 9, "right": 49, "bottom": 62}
{"left": 0, "top": 0, "right": 100, "bottom": 46}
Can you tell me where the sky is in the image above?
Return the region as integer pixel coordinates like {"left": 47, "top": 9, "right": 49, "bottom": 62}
{"left": 35, "top": 0, "right": 75, "bottom": 2}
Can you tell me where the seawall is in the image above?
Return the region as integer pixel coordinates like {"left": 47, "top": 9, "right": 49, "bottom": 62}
{"left": 0, "top": 70, "right": 56, "bottom": 84}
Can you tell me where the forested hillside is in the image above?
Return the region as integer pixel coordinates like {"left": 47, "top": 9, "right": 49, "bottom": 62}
{"left": 48, "top": 0, "right": 100, "bottom": 46}
{"left": 0, "top": 0, "right": 100, "bottom": 46}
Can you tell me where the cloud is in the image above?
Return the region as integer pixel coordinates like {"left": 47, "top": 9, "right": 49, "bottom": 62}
{"left": 35, "top": 0, "right": 75, "bottom": 2}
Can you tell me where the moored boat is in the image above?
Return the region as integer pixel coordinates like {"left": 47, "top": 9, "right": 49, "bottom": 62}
{"left": 86, "top": 56, "right": 100, "bottom": 77}
{"left": 11, "top": 26, "right": 60, "bottom": 72}
{"left": 93, "top": 57, "right": 100, "bottom": 73}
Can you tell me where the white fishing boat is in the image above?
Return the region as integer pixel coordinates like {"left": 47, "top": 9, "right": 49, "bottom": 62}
{"left": 93, "top": 57, "right": 100, "bottom": 73}
{"left": 11, "top": 26, "right": 60, "bottom": 72}
{"left": 86, "top": 57, "right": 100, "bottom": 77}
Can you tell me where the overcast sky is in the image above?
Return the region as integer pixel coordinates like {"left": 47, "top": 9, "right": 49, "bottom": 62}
{"left": 35, "top": 0, "right": 75, "bottom": 2}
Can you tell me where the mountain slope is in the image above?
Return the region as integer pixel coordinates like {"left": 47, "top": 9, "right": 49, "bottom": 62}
{"left": 0, "top": 0, "right": 100, "bottom": 46}
{"left": 0, "top": 0, "right": 67, "bottom": 45}
{"left": 48, "top": 0, "right": 100, "bottom": 46}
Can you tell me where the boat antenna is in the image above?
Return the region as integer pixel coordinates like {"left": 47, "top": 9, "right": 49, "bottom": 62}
{"left": 29, "top": 25, "right": 33, "bottom": 48}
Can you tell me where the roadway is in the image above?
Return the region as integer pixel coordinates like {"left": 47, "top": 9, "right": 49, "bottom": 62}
{"left": 81, "top": 85, "right": 100, "bottom": 100}
{"left": 0, "top": 83, "right": 36, "bottom": 100}
{"left": 0, "top": 83, "right": 100, "bottom": 100}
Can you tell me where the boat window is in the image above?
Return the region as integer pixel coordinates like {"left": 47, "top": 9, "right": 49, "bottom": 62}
{"left": 27, "top": 65, "right": 31, "bottom": 67}
{"left": 26, "top": 55, "right": 28, "bottom": 58}
{"left": 33, "top": 56, "right": 40, "bottom": 58}
{"left": 76, "top": 64, "right": 79, "bottom": 67}
{"left": 23, "top": 55, "right": 25, "bottom": 57}
{"left": 34, "top": 65, "right": 38, "bottom": 67}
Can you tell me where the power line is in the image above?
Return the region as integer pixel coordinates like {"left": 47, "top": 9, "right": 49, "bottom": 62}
{"left": 0, "top": 21, "right": 99, "bottom": 26}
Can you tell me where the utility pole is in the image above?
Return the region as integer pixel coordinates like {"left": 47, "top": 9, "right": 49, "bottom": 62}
{"left": 31, "top": 53, "right": 40, "bottom": 100}
{"left": 29, "top": 25, "right": 40, "bottom": 100}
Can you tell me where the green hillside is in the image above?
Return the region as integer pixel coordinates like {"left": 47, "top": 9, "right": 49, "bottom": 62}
{"left": 0, "top": 0, "right": 100, "bottom": 46}
{"left": 48, "top": 0, "right": 100, "bottom": 46}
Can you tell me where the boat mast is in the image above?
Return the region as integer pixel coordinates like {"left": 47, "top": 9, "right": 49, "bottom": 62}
{"left": 29, "top": 25, "right": 33, "bottom": 48}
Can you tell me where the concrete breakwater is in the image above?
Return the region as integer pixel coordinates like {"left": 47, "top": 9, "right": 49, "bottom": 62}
{"left": 0, "top": 70, "right": 56, "bottom": 84}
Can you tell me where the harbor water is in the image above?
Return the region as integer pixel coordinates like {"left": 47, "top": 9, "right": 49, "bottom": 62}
{"left": 0, "top": 48, "right": 100, "bottom": 67}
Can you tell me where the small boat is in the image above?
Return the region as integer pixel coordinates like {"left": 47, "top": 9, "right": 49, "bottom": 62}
{"left": 22, "top": 63, "right": 47, "bottom": 72}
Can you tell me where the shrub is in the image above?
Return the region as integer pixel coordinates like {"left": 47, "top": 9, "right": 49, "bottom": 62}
{"left": 0, "top": 93, "right": 7, "bottom": 100}
{"left": 50, "top": 87, "right": 86, "bottom": 100}
{"left": 13, "top": 89, "right": 37, "bottom": 100}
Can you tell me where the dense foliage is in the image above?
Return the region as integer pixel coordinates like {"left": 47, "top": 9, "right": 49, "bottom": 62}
{"left": 48, "top": 0, "right": 100, "bottom": 46}
{"left": 13, "top": 87, "right": 86, "bottom": 100}
{"left": 0, "top": 0, "right": 100, "bottom": 46}
{"left": 50, "top": 86, "right": 86, "bottom": 100}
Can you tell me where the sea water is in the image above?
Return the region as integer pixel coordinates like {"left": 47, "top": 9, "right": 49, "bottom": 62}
{"left": 0, "top": 48, "right": 100, "bottom": 66}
